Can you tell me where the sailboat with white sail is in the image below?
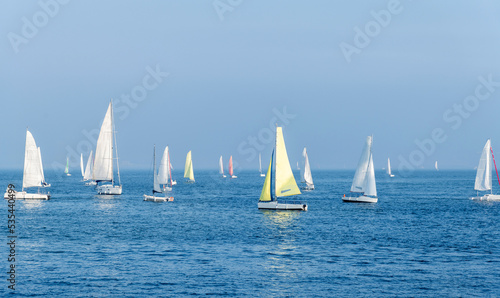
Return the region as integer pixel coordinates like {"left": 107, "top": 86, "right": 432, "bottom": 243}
{"left": 259, "top": 153, "right": 265, "bottom": 177}
{"left": 80, "top": 154, "right": 85, "bottom": 178}
{"left": 64, "top": 157, "right": 71, "bottom": 176}
{"left": 258, "top": 126, "right": 307, "bottom": 211}
{"left": 93, "top": 100, "right": 122, "bottom": 195}
{"left": 387, "top": 158, "right": 395, "bottom": 177}
{"left": 158, "top": 146, "right": 175, "bottom": 192}
{"left": 184, "top": 151, "right": 195, "bottom": 183}
{"left": 219, "top": 156, "right": 226, "bottom": 178}
{"left": 229, "top": 156, "right": 237, "bottom": 178}
{"left": 471, "top": 139, "right": 500, "bottom": 201}
{"left": 343, "top": 136, "right": 378, "bottom": 203}
{"left": 435, "top": 161, "right": 439, "bottom": 171}
{"left": 144, "top": 145, "right": 174, "bottom": 202}
{"left": 82, "top": 151, "right": 96, "bottom": 185}
{"left": 4, "top": 130, "right": 51, "bottom": 200}
{"left": 300, "top": 147, "right": 314, "bottom": 190}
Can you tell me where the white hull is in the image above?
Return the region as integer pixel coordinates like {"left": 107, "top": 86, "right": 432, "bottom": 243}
{"left": 171, "top": 180, "right": 177, "bottom": 185}
{"left": 85, "top": 181, "right": 97, "bottom": 186}
{"left": 96, "top": 184, "right": 122, "bottom": 195}
{"left": 231, "top": 175, "right": 237, "bottom": 179}
{"left": 258, "top": 200, "right": 307, "bottom": 211}
{"left": 4, "top": 191, "right": 50, "bottom": 200}
{"left": 389, "top": 174, "right": 395, "bottom": 178}
{"left": 342, "top": 195, "right": 378, "bottom": 203}
{"left": 301, "top": 184, "right": 314, "bottom": 191}
{"left": 185, "top": 180, "right": 195, "bottom": 184}
{"left": 260, "top": 174, "right": 265, "bottom": 177}
{"left": 471, "top": 194, "right": 500, "bottom": 201}
{"left": 143, "top": 194, "right": 174, "bottom": 202}
{"left": 222, "top": 175, "right": 227, "bottom": 178}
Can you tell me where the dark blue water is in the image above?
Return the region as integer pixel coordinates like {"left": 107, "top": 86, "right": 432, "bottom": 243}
{"left": 1, "top": 170, "right": 499, "bottom": 296}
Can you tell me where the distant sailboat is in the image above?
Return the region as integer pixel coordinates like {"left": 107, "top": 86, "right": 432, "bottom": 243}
{"left": 387, "top": 158, "right": 395, "bottom": 177}
{"left": 471, "top": 139, "right": 500, "bottom": 201}
{"left": 184, "top": 151, "right": 195, "bottom": 183}
{"left": 158, "top": 146, "right": 175, "bottom": 191}
{"left": 343, "top": 136, "right": 378, "bottom": 203}
{"left": 80, "top": 154, "right": 85, "bottom": 178}
{"left": 4, "top": 130, "right": 50, "bottom": 200}
{"left": 259, "top": 153, "right": 265, "bottom": 177}
{"left": 296, "top": 161, "right": 300, "bottom": 170}
{"left": 229, "top": 156, "right": 237, "bottom": 178}
{"left": 83, "top": 151, "right": 96, "bottom": 185}
{"left": 219, "top": 156, "right": 226, "bottom": 178}
{"left": 258, "top": 126, "right": 307, "bottom": 211}
{"left": 301, "top": 147, "right": 314, "bottom": 190}
{"left": 144, "top": 145, "right": 174, "bottom": 202}
{"left": 435, "top": 161, "right": 439, "bottom": 171}
{"left": 93, "top": 100, "right": 122, "bottom": 195}
{"left": 64, "top": 157, "right": 71, "bottom": 176}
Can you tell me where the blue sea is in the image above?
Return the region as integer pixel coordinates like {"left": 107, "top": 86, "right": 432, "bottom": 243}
{"left": 1, "top": 169, "right": 499, "bottom": 297}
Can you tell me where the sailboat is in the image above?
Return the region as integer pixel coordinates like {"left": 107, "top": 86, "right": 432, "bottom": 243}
{"left": 229, "top": 156, "right": 237, "bottom": 178}
{"left": 4, "top": 130, "right": 51, "bottom": 200}
{"left": 301, "top": 147, "right": 314, "bottom": 190}
{"left": 64, "top": 157, "right": 71, "bottom": 176}
{"left": 219, "top": 156, "right": 226, "bottom": 178}
{"left": 158, "top": 146, "right": 175, "bottom": 192}
{"left": 259, "top": 153, "right": 265, "bottom": 177}
{"left": 343, "top": 136, "right": 378, "bottom": 203}
{"left": 144, "top": 145, "right": 174, "bottom": 202}
{"left": 435, "top": 161, "right": 439, "bottom": 171}
{"left": 258, "top": 126, "right": 307, "bottom": 211}
{"left": 471, "top": 139, "right": 500, "bottom": 201}
{"left": 184, "top": 151, "right": 195, "bottom": 183}
{"left": 387, "top": 158, "right": 395, "bottom": 177}
{"left": 93, "top": 100, "right": 122, "bottom": 195}
{"left": 83, "top": 151, "right": 96, "bottom": 185}
{"left": 80, "top": 154, "right": 85, "bottom": 178}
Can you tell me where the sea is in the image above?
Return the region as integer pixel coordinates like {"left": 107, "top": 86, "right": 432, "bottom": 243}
{"left": 0, "top": 169, "right": 499, "bottom": 297}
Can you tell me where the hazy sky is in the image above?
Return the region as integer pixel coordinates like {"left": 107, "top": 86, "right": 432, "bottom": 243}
{"left": 1, "top": 0, "right": 500, "bottom": 172}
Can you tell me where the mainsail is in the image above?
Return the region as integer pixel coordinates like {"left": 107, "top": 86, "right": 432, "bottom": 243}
{"left": 475, "top": 139, "right": 492, "bottom": 191}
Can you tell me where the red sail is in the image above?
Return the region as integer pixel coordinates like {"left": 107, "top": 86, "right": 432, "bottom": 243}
{"left": 229, "top": 156, "right": 233, "bottom": 176}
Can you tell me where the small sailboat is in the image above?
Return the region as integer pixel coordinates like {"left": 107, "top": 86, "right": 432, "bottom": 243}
{"left": 300, "top": 147, "right": 314, "bottom": 190}
{"left": 64, "top": 157, "right": 71, "bottom": 176}
{"left": 4, "top": 130, "right": 51, "bottom": 200}
{"left": 93, "top": 100, "right": 122, "bottom": 195}
{"left": 259, "top": 153, "right": 265, "bottom": 177}
{"left": 80, "top": 154, "right": 85, "bottom": 178}
{"left": 184, "top": 151, "right": 195, "bottom": 183}
{"left": 343, "top": 136, "right": 378, "bottom": 203}
{"left": 144, "top": 145, "right": 174, "bottom": 202}
{"left": 435, "top": 161, "right": 439, "bottom": 171}
{"left": 471, "top": 139, "right": 500, "bottom": 201}
{"left": 387, "top": 158, "right": 395, "bottom": 177}
{"left": 296, "top": 161, "right": 300, "bottom": 170}
{"left": 229, "top": 156, "right": 237, "bottom": 178}
{"left": 219, "top": 156, "right": 226, "bottom": 178}
{"left": 258, "top": 126, "right": 307, "bottom": 211}
{"left": 158, "top": 146, "right": 175, "bottom": 192}
{"left": 83, "top": 151, "right": 96, "bottom": 185}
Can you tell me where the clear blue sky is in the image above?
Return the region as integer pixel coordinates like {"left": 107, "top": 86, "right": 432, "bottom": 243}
{"left": 1, "top": 0, "right": 500, "bottom": 172}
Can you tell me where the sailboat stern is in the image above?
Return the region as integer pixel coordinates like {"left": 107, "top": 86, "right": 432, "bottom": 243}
{"left": 96, "top": 184, "right": 122, "bottom": 195}
{"left": 342, "top": 195, "right": 378, "bottom": 203}
{"left": 258, "top": 200, "right": 307, "bottom": 211}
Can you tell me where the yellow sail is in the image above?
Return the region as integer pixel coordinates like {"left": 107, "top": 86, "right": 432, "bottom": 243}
{"left": 275, "top": 127, "right": 301, "bottom": 197}
{"left": 259, "top": 155, "right": 273, "bottom": 202}
{"left": 184, "top": 151, "right": 194, "bottom": 181}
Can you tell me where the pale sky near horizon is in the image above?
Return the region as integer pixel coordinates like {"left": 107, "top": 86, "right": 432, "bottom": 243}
{"left": 1, "top": 0, "right": 500, "bottom": 172}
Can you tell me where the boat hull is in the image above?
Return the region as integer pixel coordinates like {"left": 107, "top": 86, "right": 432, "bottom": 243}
{"left": 4, "top": 191, "right": 50, "bottom": 200}
{"left": 258, "top": 200, "right": 307, "bottom": 211}
{"left": 301, "top": 184, "right": 314, "bottom": 191}
{"left": 342, "top": 195, "right": 378, "bottom": 203}
{"left": 96, "top": 185, "right": 122, "bottom": 195}
{"left": 231, "top": 175, "right": 237, "bottom": 179}
{"left": 143, "top": 194, "right": 174, "bottom": 202}
{"left": 85, "top": 181, "right": 97, "bottom": 186}
{"left": 471, "top": 194, "right": 500, "bottom": 201}
{"left": 260, "top": 174, "right": 266, "bottom": 177}
{"left": 185, "top": 180, "right": 195, "bottom": 184}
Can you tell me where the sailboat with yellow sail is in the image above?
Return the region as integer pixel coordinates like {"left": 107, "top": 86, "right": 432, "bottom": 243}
{"left": 258, "top": 126, "right": 307, "bottom": 211}
{"left": 184, "top": 151, "right": 195, "bottom": 183}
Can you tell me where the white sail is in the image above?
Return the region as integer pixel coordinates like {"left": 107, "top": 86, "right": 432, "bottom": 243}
{"left": 38, "top": 147, "right": 47, "bottom": 185}
{"left": 219, "top": 156, "right": 224, "bottom": 175}
{"left": 300, "top": 148, "right": 305, "bottom": 183}
{"left": 158, "top": 146, "right": 170, "bottom": 185}
{"left": 350, "top": 136, "right": 372, "bottom": 193}
{"left": 302, "top": 147, "right": 314, "bottom": 187}
{"left": 93, "top": 102, "right": 114, "bottom": 182}
{"left": 475, "top": 139, "right": 492, "bottom": 191}
{"left": 153, "top": 146, "right": 162, "bottom": 193}
{"left": 387, "top": 158, "right": 392, "bottom": 175}
{"left": 435, "top": 161, "right": 439, "bottom": 171}
{"left": 364, "top": 153, "right": 377, "bottom": 197}
{"left": 84, "top": 151, "right": 94, "bottom": 181}
{"left": 23, "top": 131, "right": 44, "bottom": 189}
{"left": 80, "top": 154, "right": 85, "bottom": 177}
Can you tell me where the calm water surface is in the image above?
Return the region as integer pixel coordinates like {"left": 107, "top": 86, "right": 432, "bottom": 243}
{"left": 0, "top": 170, "right": 499, "bottom": 297}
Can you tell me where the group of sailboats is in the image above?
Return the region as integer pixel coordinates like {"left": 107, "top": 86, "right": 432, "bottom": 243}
{"left": 144, "top": 145, "right": 175, "bottom": 202}
{"left": 218, "top": 156, "right": 237, "bottom": 179}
